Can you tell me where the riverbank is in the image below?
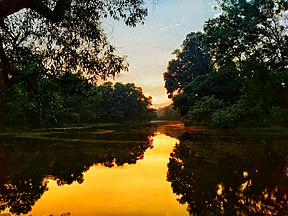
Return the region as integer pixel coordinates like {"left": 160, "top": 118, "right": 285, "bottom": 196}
{"left": 0, "top": 120, "right": 157, "bottom": 134}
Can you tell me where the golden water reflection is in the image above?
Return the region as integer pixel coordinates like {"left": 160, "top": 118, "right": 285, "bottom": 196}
{"left": 26, "top": 133, "right": 188, "bottom": 216}
{"left": 3, "top": 123, "right": 287, "bottom": 215}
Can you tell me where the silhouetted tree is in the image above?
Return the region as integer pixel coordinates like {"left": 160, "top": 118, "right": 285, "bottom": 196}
{"left": 0, "top": 0, "right": 148, "bottom": 87}
{"left": 164, "top": 0, "right": 288, "bottom": 128}
{"left": 164, "top": 32, "right": 211, "bottom": 98}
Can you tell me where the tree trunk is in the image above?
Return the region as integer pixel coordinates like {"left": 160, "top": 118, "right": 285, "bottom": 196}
{"left": 0, "top": 36, "right": 12, "bottom": 86}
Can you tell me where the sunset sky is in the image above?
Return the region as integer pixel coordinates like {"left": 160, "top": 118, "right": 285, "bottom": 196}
{"left": 106, "top": 0, "right": 216, "bottom": 108}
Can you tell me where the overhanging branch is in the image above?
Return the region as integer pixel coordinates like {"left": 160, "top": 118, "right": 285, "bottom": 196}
{"left": 0, "top": 0, "right": 30, "bottom": 18}
{"left": 0, "top": 0, "right": 72, "bottom": 87}
{"left": 0, "top": 0, "right": 72, "bottom": 22}
{"left": 30, "top": 0, "right": 72, "bottom": 22}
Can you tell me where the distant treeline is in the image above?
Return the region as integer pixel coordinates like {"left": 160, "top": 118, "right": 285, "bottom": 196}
{"left": 0, "top": 72, "right": 156, "bottom": 129}
{"left": 156, "top": 105, "right": 181, "bottom": 121}
{"left": 164, "top": 0, "right": 288, "bottom": 128}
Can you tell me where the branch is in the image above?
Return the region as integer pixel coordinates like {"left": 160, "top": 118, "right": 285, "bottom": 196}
{"left": 0, "top": 0, "right": 72, "bottom": 22}
{"left": 0, "top": 0, "right": 30, "bottom": 18}
{"left": 0, "top": 0, "right": 72, "bottom": 88}
{"left": 30, "top": 0, "right": 72, "bottom": 22}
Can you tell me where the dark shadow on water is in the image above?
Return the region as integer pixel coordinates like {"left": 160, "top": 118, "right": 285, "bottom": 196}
{"left": 0, "top": 125, "right": 156, "bottom": 215}
{"left": 167, "top": 130, "right": 288, "bottom": 215}
{"left": 2, "top": 121, "right": 288, "bottom": 215}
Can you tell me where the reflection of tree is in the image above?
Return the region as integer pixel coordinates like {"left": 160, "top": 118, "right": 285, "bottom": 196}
{"left": 0, "top": 125, "right": 155, "bottom": 215}
{"left": 167, "top": 131, "right": 288, "bottom": 215}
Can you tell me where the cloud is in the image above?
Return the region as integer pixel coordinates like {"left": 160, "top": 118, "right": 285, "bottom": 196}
{"left": 160, "top": 23, "right": 180, "bottom": 31}
{"left": 109, "top": 0, "right": 216, "bottom": 108}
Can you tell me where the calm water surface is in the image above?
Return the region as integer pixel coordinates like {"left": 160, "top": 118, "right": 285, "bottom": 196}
{"left": 0, "top": 121, "right": 288, "bottom": 215}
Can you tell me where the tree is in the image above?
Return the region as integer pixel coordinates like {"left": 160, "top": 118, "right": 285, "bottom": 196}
{"left": 96, "top": 82, "right": 156, "bottom": 123}
{"left": 0, "top": 0, "right": 148, "bottom": 87}
{"left": 164, "top": 32, "right": 211, "bottom": 98}
{"left": 203, "top": 0, "right": 288, "bottom": 109}
{"left": 184, "top": 70, "right": 241, "bottom": 102}
{"left": 164, "top": 0, "right": 288, "bottom": 128}
{"left": 0, "top": 0, "right": 73, "bottom": 21}
{"left": 163, "top": 31, "right": 241, "bottom": 119}
{"left": 204, "top": 0, "right": 288, "bottom": 71}
{"left": 156, "top": 105, "right": 181, "bottom": 120}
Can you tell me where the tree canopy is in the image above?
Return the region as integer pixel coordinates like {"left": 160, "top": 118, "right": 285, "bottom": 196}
{"left": 163, "top": 32, "right": 211, "bottom": 98}
{"left": 0, "top": 0, "right": 149, "bottom": 87}
{"left": 0, "top": 70, "right": 156, "bottom": 127}
{"left": 0, "top": 1, "right": 158, "bottom": 129}
{"left": 164, "top": 0, "right": 288, "bottom": 128}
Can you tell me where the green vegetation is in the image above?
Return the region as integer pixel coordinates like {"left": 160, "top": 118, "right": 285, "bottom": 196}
{"left": 156, "top": 104, "right": 181, "bottom": 120}
{"left": 0, "top": 72, "right": 156, "bottom": 129}
{"left": 0, "top": 1, "right": 156, "bottom": 129}
{"left": 164, "top": 0, "right": 288, "bottom": 128}
{"left": 0, "top": 0, "right": 148, "bottom": 88}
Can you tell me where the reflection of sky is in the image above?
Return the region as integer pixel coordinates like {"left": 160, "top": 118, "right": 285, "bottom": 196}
{"left": 105, "top": 0, "right": 216, "bottom": 108}
{"left": 27, "top": 133, "right": 187, "bottom": 216}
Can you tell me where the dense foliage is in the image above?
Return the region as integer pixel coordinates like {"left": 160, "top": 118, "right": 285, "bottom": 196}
{"left": 0, "top": 73, "right": 156, "bottom": 128}
{"left": 164, "top": 0, "right": 288, "bottom": 128}
{"left": 0, "top": 0, "right": 148, "bottom": 88}
{"left": 164, "top": 32, "right": 212, "bottom": 99}
{"left": 0, "top": 1, "right": 158, "bottom": 129}
{"left": 156, "top": 104, "right": 181, "bottom": 120}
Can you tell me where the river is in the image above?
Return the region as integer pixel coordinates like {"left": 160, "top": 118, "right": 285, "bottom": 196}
{"left": 0, "top": 121, "right": 288, "bottom": 215}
